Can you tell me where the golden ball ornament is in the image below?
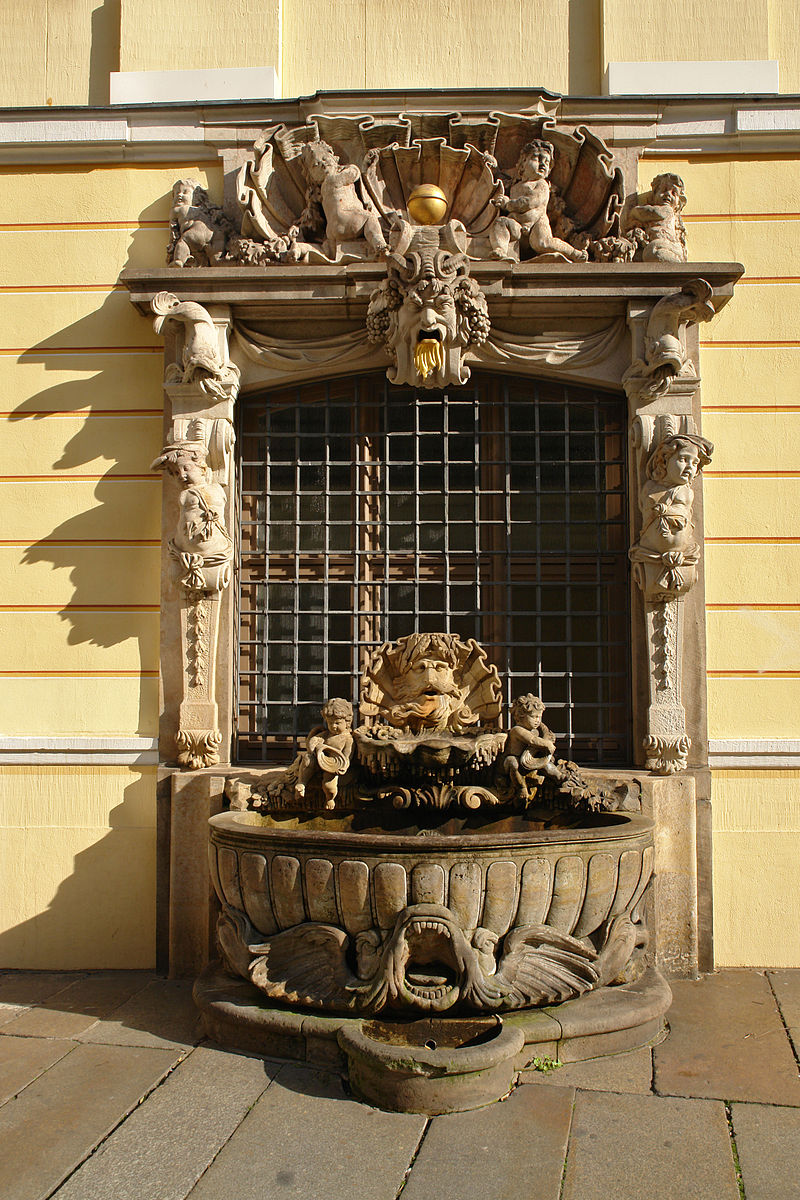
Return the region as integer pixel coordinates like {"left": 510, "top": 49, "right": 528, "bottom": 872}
{"left": 407, "top": 183, "right": 448, "bottom": 225}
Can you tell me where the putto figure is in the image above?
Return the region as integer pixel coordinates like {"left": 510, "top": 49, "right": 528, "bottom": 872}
{"left": 630, "top": 432, "right": 713, "bottom": 602}
{"left": 624, "top": 173, "right": 687, "bottom": 263}
{"left": 300, "top": 139, "right": 389, "bottom": 260}
{"left": 167, "top": 179, "right": 231, "bottom": 267}
{"left": 489, "top": 140, "right": 589, "bottom": 263}
{"left": 502, "top": 694, "right": 558, "bottom": 795}
{"left": 295, "top": 698, "right": 355, "bottom": 810}
{"left": 152, "top": 440, "right": 233, "bottom": 593}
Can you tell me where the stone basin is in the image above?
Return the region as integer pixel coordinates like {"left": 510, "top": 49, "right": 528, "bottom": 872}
{"left": 208, "top": 809, "right": 654, "bottom": 1016}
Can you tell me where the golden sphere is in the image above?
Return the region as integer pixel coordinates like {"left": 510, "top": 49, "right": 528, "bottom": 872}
{"left": 407, "top": 183, "right": 448, "bottom": 225}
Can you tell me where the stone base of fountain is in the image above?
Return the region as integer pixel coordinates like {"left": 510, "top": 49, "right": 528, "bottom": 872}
{"left": 195, "top": 964, "right": 670, "bottom": 1113}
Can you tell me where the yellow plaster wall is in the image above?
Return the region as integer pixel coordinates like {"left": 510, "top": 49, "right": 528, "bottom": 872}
{"left": 647, "top": 154, "right": 800, "bottom": 966}
{"left": 5, "top": 0, "right": 800, "bottom": 104}
{"left": 712, "top": 772, "right": 800, "bottom": 967}
{"left": 0, "top": 767, "right": 157, "bottom": 968}
{"left": 0, "top": 161, "right": 219, "bottom": 967}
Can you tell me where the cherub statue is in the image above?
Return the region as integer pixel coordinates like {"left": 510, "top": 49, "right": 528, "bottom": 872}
{"left": 300, "top": 140, "right": 389, "bottom": 260}
{"left": 502, "top": 694, "right": 557, "bottom": 795}
{"left": 630, "top": 433, "right": 713, "bottom": 601}
{"left": 624, "top": 173, "right": 687, "bottom": 263}
{"left": 489, "top": 140, "right": 588, "bottom": 263}
{"left": 295, "top": 697, "right": 355, "bottom": 809}
{"left": 151, "top": 440, "right": 233, "bottom": 591}
{"left": 167, "top": 179, "right": 231, "bottom": 267}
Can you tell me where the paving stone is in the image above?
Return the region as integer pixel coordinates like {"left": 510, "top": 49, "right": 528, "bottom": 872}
{"left": 401, "top": 1082, "right": 574, "bottom": 1200}
{"left": 731, "top": 1102, "right": 800, "bottom": 1200}
{"left": 187, "top": 1063, "right": 426, "bottom": 1200}
{"left": 0, "top": 973, "right": 86, "bottom": 1026}
{"left": 768, "top": 969, "right": 800, "bottom": 1062}
{"left": 519, "top": 1047, "right": 653, "bottom": 1094}
{"left": 1, "top": 972, "right": 153, "bottom": 1040}
{"left": 0, "top": 1036, "right": 76, "bottom": 1107}
{"left": 653, "top": 970, "right": 800, "bottom": 1105}
{"left": 562, "top": 1092, "right": 739, "bottom": 1200}
{"left": 52, "top": 1046, "right": 277, "bottom": 1200}
{"left": 0, "top": 1042, "right": 181, "bottom": 1200}
{"left": 78, "top": 978, "right": 202, "bottom": 1049}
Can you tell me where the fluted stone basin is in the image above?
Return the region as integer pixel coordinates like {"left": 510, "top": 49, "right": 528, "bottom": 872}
{"left": 209, "top": 809, "right": 654, "bottom": 1016}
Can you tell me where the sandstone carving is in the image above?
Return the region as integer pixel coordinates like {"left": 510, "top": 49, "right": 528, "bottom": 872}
{"left": 623, "top": 279, "right": 715, "bottom": 402}
{"left": 211, "top": 819, "right": 654, "bottom": 1015}
{"left": 623, "top": 173, "right": 688, "bottom": 263}
{"left": 152, "top": 437, "right": 233, "bottom": 769}
{"left": 630, "top": 415, "right": 713, "bottom": 774}
{"left": 366, "top": 221, "right": 490, "bottom": 387}
{"left": 489, "top": 140, "right": 589, "bottom": 262}
{"left": 300, "top": 139, "right": 390, "bottom": 260}
{"left": 630, "top": 429, "right": 713, "bottom": 603}
{"left": 151, "top": 292, "right": 240, "bottom": 398}
{"left": 168, "top": 179, "right": 232, "bottom": 267}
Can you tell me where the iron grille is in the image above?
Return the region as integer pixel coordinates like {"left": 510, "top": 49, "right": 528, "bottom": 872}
{"left": 236, "top": 371, "right": 631, "bottom": 764}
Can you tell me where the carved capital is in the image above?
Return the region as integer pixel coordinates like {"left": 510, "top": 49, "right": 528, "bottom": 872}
{"left": 152, "top": 292, "right": 240, "bottom": 401}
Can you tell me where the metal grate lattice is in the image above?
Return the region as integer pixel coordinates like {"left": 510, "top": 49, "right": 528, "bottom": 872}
{"left": 236, "top": 371, "right": 630, "bottom": 764}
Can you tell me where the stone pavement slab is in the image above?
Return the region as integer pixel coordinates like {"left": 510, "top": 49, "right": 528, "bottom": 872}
{"left": 0, "top": 972, "right": 85, "bottom": 1027}
{"left": 562, "top": 1092, "right": 739, "bottom": 1200}
{"left": 52, "top": 1046, "right": 278, "bottom": 1200}
{"left": 653, "top": 969, "right": 800, "bottom": 1105}
{"left": 519, "top": 1046, "right": 653, "bottom": 1094}
{"left": 0, "top": 1035, "right": 76, "bottom": 1107}
{"left": 0, "top": 1042, "right": 181, "bottom": 1200}
{"left": 401, "top": 1081, "right": 574, "bottom": 1200}
{"left": 78, "top": 978, "right": 201, "bottom": 1049}
{"left": 731, "top": 1101, "right": 800, "bottom": 1200}
{"left": 768, "top": 968, "right": 800, "bottom": 1062}
{"left": 187, "top": 1063, "right": 426, "bottom": 1200}
{"left": 1, "top": 972, "right": 153, "bottom": 1040}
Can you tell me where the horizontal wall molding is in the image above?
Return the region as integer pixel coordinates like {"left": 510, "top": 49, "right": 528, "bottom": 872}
{"left": 709, "top": 739, "right": 800, "bottom": 769}
{"left": 0, "top": 736, "right": 159, "bottom": 765}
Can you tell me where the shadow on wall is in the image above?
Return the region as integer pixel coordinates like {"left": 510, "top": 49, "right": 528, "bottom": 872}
{"left": 8, "top": 201, "right": 172, "bottom": 734}
{"left": 0, "top": 771, "right": 158, "bottom": 969}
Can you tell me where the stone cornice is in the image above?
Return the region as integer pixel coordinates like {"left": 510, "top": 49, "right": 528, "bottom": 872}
{"left": 0, "top": 91, "right": 799, "bottom": 164}
{"left": 122, "top": 262, "right": 743, "bottom": 325}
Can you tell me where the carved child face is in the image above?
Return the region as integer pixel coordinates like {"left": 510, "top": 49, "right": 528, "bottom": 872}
{"left": 665, "top": 444, "right": 700, "bottom": 486}
{"left": 171, "top": 453, "right": 206, "bottom": 486}
{"left": 513, "top": 704, "right": 544, "bottom": 729}
{"left": 519, "top": 147, "right": 552, "bottom": 182}
{"left": 652, "top": 177, "right": 683, "bottom": 211}
{"left": 172, "top": 180, "right": 196, "bottom": 208}
{"left": 325, "top": 715, "right": 350, "bottom": 736}
{"left": 304, "top": 143, "right": 338, "bottom": 183}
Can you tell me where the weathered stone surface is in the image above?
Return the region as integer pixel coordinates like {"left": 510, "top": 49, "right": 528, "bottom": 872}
{"left": 187, "top": 1064, "right": 426, "bottom": 1200}
{"left": 519, "top": 1046, "right": 653, "bottom": 1093}
{"left": 731, "top": 1102, "right": 800, "bottom": 1200}
{"left": 562, "top": 1092, "right": 739, "bottom": 1199}
{"left": 0, "top": 971, "right": 85, "bottom": 1025}
{"left": 0, "top": 1043, "right": 180, "bottom": 1200}
{"left": 53, "top": 1046, "right": 276, "bottom": 1200}
{"left": 79, "top": 978, "right": 201, "bottom": 1049}
{"left": 768, "top": 968, "right": 800, "bottom": 1061}
{"left": 654, "top": 970, "right": 800, "bottom": 1105}
{"left": 0, "top": 1035, "right": 76, "bottom": 1107}
{"left": 401, "top": 1082, "right": 574, "bottom": 1200}
{"left": 1, "top": 972, "right": 151, "bottom": 1040}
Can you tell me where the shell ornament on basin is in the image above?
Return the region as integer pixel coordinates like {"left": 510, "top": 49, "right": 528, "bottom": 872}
{"left": 235, "top": 112, "right": 624, "bottom": 263}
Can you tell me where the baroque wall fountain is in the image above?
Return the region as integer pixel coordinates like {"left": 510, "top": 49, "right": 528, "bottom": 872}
{"left": 120, "top": 100, "right": 742, "bottom": 1112}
